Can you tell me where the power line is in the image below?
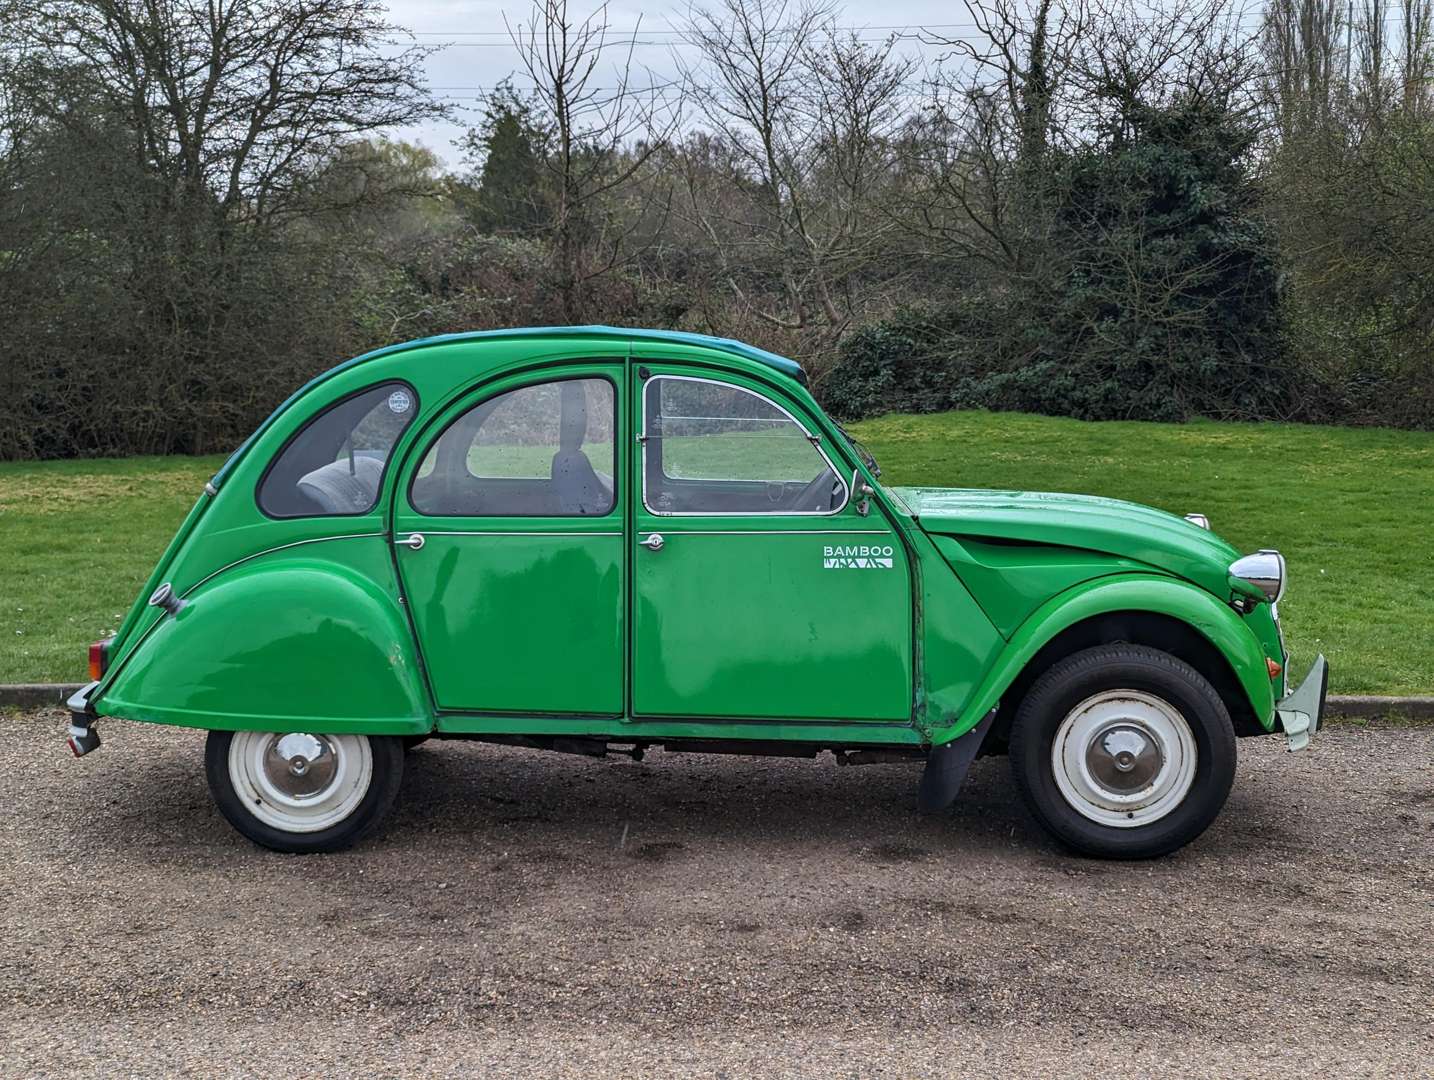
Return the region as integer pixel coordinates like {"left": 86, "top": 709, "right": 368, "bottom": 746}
{"left": 402, "top": 22, "right": 985, "bottom": 37}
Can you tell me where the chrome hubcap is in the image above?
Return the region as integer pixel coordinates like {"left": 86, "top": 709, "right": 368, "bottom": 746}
{"left": 1052, "top": 690, "right": 1198, "bottom": 828}
{"left": 263, "top": 733, "right": 338, "bottom": 799}
{"left": 229, "top": 731, "right": 373, "bottom": 834}
{"left": 1086, "top": 724, "right": 1162, "bottom": 793}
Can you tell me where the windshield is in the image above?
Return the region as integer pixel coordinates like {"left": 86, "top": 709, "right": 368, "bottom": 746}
{"left": 837, "top": 423, "right": 881, "bottom": 478}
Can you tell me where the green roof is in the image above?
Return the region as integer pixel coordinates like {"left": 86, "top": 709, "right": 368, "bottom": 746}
{"left": 352, "top": 325, "right": 805, "bottom": 380}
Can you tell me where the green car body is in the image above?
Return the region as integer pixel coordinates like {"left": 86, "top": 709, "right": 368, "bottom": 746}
{"left": 67, "top": 326, "right": 1327, "bottom": 856}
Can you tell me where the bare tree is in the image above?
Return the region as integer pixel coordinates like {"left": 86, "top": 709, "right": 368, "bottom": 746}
{"left": 12, "top": 0, "right": 442, "bottom": 236}
{"left": 508, "top": 0, "right": 676, "bottom": 321}
{"left": 903, "top": 0, "right": 1087, "bottom": 278}
{"left": 1262, "top": 0, "right": 1345, "bottom": 138}
{"left": 1398, "top": 0, "right": 1434, "bottom": 112}
{"left": 678, "top": 0, "right": 912, "bottom": 334}
{"left": 906, "top": 0, "right": 1257, "bottom": 277}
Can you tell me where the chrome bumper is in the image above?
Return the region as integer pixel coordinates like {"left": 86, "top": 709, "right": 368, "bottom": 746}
{"left": 1275, "top": 654, "right": 1328, "bottom": 752}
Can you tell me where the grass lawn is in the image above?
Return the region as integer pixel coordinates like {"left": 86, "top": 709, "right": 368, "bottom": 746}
{"left": 1, "top": 455, "right": 226, "bottom": 685}
{"left": 2, "top": 409, "right": 1430, "bottom": 694}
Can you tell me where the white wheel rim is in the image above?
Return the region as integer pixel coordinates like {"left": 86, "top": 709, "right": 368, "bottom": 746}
{"left": 228, "top": 732, "right": 373, "bottom": 834}
{"left": 1051, "top": 690, "right": 1197, "bottom": 828}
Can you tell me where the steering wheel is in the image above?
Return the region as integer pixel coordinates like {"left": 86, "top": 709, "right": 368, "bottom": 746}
{"left": 792, "top": 467, "right": 841, "bottom": 512}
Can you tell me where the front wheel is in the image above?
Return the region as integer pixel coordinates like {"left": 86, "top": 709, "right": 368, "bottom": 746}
{"left": 1009, "top": 644, "right": 1236, "bottom": 859}
{"left": 205, "top": 730, "right": 404, "bottom": 853}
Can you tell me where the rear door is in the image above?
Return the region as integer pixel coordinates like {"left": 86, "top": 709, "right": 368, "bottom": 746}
{"left": 394, "top": 363, "right": 624, "bottom": 715}
{"left": 630, "top": 366, "right": 913, "bottom": 722}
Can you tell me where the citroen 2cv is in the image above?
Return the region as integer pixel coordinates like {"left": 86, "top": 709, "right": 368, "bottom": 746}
{"left": 65, "top": 327, "right": 1328, "bottom": 857}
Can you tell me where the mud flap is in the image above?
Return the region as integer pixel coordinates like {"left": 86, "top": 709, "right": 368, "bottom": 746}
{"left": 917, "top": 708, "right": 997, "bottom": 813}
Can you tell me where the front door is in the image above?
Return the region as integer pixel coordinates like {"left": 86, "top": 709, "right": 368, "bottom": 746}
{"left": 394, "top": 365, "right": 624, "bottom": 715}
{"left": 631, "top": 368, "right": 913, "bottom": 722}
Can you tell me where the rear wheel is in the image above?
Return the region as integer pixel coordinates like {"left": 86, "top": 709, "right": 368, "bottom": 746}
{"left": 205, "top": 730, "right": 404, "bottom": 853}
{"left": 1008, "top": 644, "right": 1236, "bottom": 859}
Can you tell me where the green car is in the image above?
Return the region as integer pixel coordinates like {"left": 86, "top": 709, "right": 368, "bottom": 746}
{"left": 66, "top": 327, "right": 1328, "bottom": 858}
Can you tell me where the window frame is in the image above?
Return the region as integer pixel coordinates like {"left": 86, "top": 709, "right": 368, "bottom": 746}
{"left": 255, "top": 379, "right": 419, "bottom": 520}
{"left": 640, "top": 374, "right": 850, "bottom": 518}
{"left": 406, "top": 372, "right": 620, "bottom": 519}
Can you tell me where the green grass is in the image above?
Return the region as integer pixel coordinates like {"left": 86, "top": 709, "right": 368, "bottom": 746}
{"left": 854, "top": 411, "right": 1434, "bottom": 695}
{"left": 0, "top": 455, "right": 226, "bottom": 684}
{"left": 2, "top": 410, "right": 1431, "bottom": 693}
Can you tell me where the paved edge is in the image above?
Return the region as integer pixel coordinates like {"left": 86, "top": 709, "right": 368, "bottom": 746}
{"left": 0, "top": 684, "right": 84, "bottom": 709}
{"left": 3, "top": 683, "right": 1434, "bottom": 722}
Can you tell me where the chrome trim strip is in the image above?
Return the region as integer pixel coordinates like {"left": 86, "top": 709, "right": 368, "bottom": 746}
{"left": 643, "top": 529, "right": 890, "bottom": 537}
{"left": 398, "top": 530, "right": 623, "bottom": 538}
{"left": 203, "top": 481, "right": 218, "bottom": 497}
{"left": 181, "top": 533, "right": 386, "bottom": 598}
{"left": 640, "top": 374, "right": 850, "bottom": 518}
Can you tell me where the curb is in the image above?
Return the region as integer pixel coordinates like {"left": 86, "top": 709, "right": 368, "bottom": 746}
{"left": 2, "top": 683, "right": 1433, "bottom": 721}
{"left": 1325, "top": 695, "right": 1434, "bottom": 722}
{"left": 0, "top": 684, "right": 84, "bottom": 710}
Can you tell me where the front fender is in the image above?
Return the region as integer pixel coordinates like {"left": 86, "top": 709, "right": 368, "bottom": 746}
{"left": 95, "top": 538, "right": 430, "bottom": 735}
{"left": 928, "top": 574, "right": 1276, "bottom": 745}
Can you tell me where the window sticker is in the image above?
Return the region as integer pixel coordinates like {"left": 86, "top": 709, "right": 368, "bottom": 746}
{"left": 388, "top": 389, "right": 413, "bottom": 415}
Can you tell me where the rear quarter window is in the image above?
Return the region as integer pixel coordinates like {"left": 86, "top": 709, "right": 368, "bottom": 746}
{"left": 258, "top": 382, "right": 417, "bottom": 518}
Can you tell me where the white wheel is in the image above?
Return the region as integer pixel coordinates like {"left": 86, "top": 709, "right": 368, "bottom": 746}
{"left": 1050, "top": 689, "right": 1198, "bottom": 828}
{"left": 227, "top": 731, "right": 374, "bottom": 834}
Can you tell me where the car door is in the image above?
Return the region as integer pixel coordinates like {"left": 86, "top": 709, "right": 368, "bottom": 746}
{"left": 631, "top": 366, "right": 913, "bottom": 722}
{"left": 393, "top": 364, "right": 624, "bottom": 715}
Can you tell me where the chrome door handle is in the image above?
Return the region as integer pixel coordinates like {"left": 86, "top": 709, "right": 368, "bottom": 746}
{"left": 639, "top": 533, "right": 665, "bottom": 551}
{"left": 396, "top": 533, "right": 425, "bottom": 551}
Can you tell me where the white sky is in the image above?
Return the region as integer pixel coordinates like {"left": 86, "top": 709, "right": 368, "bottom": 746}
{"left": 379, "top": 0, "right": 974, "bottom": 168}
{"left": 380, "top": 1, "right": 1297, "bottom": 168}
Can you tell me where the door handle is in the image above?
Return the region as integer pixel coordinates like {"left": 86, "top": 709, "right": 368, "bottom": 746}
{"left": 639, "top": 532, "right": 665, "bottom": 551}
{"left": 396, "top": 533, "right": 425, "bottom": 551}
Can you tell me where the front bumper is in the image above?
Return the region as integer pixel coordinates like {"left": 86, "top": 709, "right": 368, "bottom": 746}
{"left": 1275, "top": 654, "right": 1329, "bottom": 751}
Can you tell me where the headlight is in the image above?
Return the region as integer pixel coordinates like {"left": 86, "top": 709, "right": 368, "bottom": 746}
{"left": 1184, "top": 513, "right": 1211, "bottom": 529}
{"left": 1230, "top": 549, "right": 1286, "bottom": 603}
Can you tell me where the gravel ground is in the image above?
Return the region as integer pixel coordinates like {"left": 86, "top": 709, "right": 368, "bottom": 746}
{"left": 2, "top": 710, "right": 1432, "bottom": 1078}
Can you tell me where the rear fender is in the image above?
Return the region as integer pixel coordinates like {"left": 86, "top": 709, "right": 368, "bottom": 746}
{"left": 928, "top": 575, "right": 1275, "bottom": 746}
{"left": 95, "top": 538, "right": 430, "bottom": 735}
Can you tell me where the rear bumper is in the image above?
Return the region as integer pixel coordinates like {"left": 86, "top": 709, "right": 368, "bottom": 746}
{"left": 66, "top": 681, "right": 102, "bottom": 757}
{"left": 67, "top": 681, "right": 99, "bottom": 717}
{"left": 1275, "top": 654, "right": 1328, "bottom": 751}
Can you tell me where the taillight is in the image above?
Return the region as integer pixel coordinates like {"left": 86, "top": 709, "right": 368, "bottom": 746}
{"left": 88, "top": 639, "right": 109, "bottom": 682}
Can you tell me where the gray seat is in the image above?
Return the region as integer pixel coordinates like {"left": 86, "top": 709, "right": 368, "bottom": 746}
{"left": 550, "top": 382, "right": 608, "bottom": 515}
{"left": 297, "top": 455, "right": 385, "bottom": 514}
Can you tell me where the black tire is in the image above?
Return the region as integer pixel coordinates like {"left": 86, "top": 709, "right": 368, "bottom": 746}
{"left": 204, "top": 730, "right": 404, "bottom": 854}
{"left": 401, "top": 735, "right": 431, "bottom": 752}
{"left": 1008, "top": 644, "right": 1236, "bottom": 859}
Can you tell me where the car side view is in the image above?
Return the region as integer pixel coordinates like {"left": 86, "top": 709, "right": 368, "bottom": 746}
{"left": 65, "top": 327, "right": 1328, "bottom": 858}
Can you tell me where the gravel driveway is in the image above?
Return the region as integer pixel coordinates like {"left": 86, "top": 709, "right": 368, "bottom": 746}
{"left": 2, "top": 710, "right": 1432, "bottom": 1078}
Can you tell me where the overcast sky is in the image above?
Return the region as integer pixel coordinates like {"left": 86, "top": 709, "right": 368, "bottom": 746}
{"left": 380, "top": 0, "right": 971, "bottom": 168}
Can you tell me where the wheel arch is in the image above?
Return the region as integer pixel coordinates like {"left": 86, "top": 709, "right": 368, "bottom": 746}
{"left": 928, "top": 575, "right": 1276, "bottom": 747}
{"left": 95, "top": 539, "right": 431, "bottom": 735}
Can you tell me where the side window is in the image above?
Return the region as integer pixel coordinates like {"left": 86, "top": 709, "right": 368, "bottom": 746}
{"left": 644, "top": 377, "right": 846, "bottom": 515}
{"left": 258, "top": 382, "right": 417, "bottom": 518}
{"left": 411, "top": 377, "right": 615, "bottom": 517}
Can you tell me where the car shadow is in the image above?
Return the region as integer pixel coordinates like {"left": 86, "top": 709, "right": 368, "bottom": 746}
{"left": 75, "top": 733, "right": 1286, "bottom": 867}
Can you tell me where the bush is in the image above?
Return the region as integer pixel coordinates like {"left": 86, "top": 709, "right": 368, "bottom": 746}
{"left": 820, "top": 101, "right": 1295, "bottom": 425}
{"left": 818, "top": 311, "right": 963, "bottom": 419}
